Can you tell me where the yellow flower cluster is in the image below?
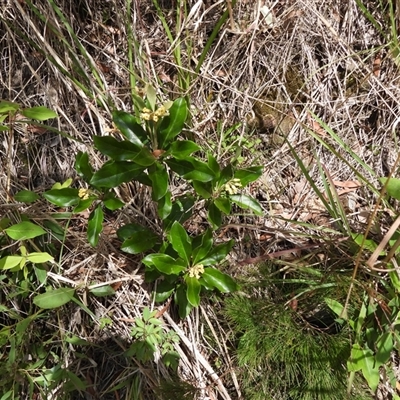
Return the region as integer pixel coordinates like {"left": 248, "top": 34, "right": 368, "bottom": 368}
{"left": 222, "top": 178, "right": 242, "bottom": 195}
{"left": 188, "top": 264, "right": 204, "bottom": 279}
{"left": 78, "top": 188, "right": 90, "bottom": 200}
{"left": 140, "top": 105, "right": 169, "bottom": 122}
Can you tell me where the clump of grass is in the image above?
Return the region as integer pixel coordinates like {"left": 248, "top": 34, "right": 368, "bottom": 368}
{"left": 224, "top": 270, "right": 370, "bottom": 400}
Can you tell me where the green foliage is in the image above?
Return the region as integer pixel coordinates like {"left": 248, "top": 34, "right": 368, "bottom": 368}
{"left": 0, "top": 101, "right": 57, "bottom": 131}
{"left": 224, "top": 281, "right": 370, "bottom": 400}
{"left": 127, "top": 307, "right": 180, "bottom": 370}
{"left": 0, "top": 88, "right": 262, "bottom": 396}
{"left": 143, "top": 222, "right": 237, "bottom": 317}
{"left": 38, "top": 87, "right": 261, "bottom": 316}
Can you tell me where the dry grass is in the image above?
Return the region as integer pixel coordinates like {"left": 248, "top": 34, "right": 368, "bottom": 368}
{"left": 1, "top": 0, "right": 400, "bottom": 398}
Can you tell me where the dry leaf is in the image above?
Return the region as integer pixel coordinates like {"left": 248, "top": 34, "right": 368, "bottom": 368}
{"left": 306, "top": 111, "right": 327, "bottom": 136}
{"left": 332, "top": 180, "right": 361, "bottom": 189}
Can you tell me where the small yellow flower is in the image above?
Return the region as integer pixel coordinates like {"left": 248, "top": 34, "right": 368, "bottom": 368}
{"left": 140, "top": 112, "right": 151, "bottom": 121}
{"left": 222, "top": 178, "right": 242, "bottom": 195}
{"left": 152, "top": 115, "right": 159, "bottom": 122}
{"left": 188, "top": 264, "right": 204, "bottom": 279}
{"left": 154, "top": 105, "right": 169, "bottom": 117}
{"left": 78, "top": 188, "right": 90, "bottom": 200}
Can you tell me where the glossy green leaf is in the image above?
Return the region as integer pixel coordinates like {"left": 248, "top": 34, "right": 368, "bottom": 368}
{"left": 118, "top": 223, "right": 151, "bottom": 240}
{"left": 185, "top": 276, "right": 201, "bottom": 307}
{"left": 220, "top": 164, "right": 234, "bottom": 186}
{"left": 214, "top": 196, "right": 231, "bottom": 214}
{"left": 33, "top": 287, "right": 75, "bottom": 309}
{"left": 87, "top": 205, "right": 104, "bottom": 247}
{"left": 202, "top": 268, "right": 238, "bottom": 292}
{"left": 207, "top": 154, "right": 220, "bottom": 176}
{"left": 169, "top": 221, "right": 192, "bottom": 264}
{"left": 142, "top": 254, "right": 187, "bottom": 275}
{"left": 380, "top": 177, "right": 400, "bottom": 201}
{"left": 0, "top": 100, "right": 19, "bottom": 114}
{"left": 112, "top": 110, "right": 147, "bottom": 145}
{"left": 73, "top": 198, "right": 95, "bottom": 213}
{"left": 26, "top": 252, "right": 54, "bottom": 263}
{"left": 43, "top": 188, "right": 80, "bottom": 207}
{"left": 199, "top": 239, "right": 234, "bottom": 266}
{"left": 14, "top": 190, "right": 39, "bottom": 203}
{"left": 168, "top": 140, "right": 200, "bottom": 159}
{"left": 90, "top": 161, "right": 145, "bottom": 188}
{"left": 192, "top": 180, "right": 213, "bottom": 199}
{"left": 175, "top": 284, "right": 192, "bottom": 318}
{"left": 89, "top": 285, "right": 116, "bottom": 297}
{"left": 158, "top": 98, "right": 188, "bottom": 148}
{"left": 163, "top": 195, "right": 195, "bottom": 231}
{"left": 94, "top": 136, "right": 155, "bottom": 166}
{"left": 167, "top": 157, "right": 215, "bottom": 182}
{"left": 75, "top": 151, "right": 93, "bottom": 182}
{"left": 121, "top": 230, "right": 158, "bottom": 254}
{"left": 153, "top": 280, "right": 176, "bottom": 303}
{"left": 234, "top": 166, "right": 263, "bottom": 186}
{"left": 103, "top": 197, "right": 125, "bottom": 211}
{"left": 158, "top": 191, "right": 172, "bottom": 220}
{"left": 208, "top": 202, "right": 222, "bottom": 229}
{"left": 0, "top": 256, "right": 23, "bottom": 270}
{"left": 193, "top": 229, "right": 213, "bottom": 265}
{"left": 149, "top": 163, "right": 169, "bottom": 201}
{"left": 5, "top": 221, "right": 46, "bottom": 240}
{"left": 230, "top": 194, "right": 263, "bottom": 215}
{"left": 21, "top": 106, "right": 58, "bottom": 121}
